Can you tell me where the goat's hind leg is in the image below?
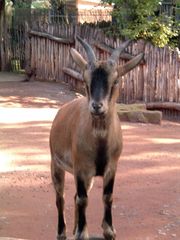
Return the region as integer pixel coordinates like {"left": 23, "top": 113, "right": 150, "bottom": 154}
{"left": 52, "top": 167, "right": 66, "bottom": 240}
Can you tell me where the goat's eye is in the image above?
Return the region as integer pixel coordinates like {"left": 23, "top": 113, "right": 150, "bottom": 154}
{"left": 113, "top": 79, "right": 119, "bottom": 85}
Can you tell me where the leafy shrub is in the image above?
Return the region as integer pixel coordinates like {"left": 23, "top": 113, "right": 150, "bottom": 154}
{"left": 101, "top": 0, "right": 179, "bottom": 48}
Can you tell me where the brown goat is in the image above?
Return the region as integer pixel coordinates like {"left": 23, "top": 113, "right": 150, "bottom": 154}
{"left": 50, "top": 36, "right": 144, "bottom": 240}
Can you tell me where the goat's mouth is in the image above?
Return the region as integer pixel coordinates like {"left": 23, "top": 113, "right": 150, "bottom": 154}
{"left": 89, "top": 101, "right": 107, "bottom": 118}
{"left": 91, "top": 111, "right": 106, "bottom": 118}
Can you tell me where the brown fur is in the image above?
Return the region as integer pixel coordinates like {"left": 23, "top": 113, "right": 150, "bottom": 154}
{"left": 50, "top": 92, "right": 122, "bottom": 239}
{"left": 50, "top": 38, "right": 143, "bottom": 240}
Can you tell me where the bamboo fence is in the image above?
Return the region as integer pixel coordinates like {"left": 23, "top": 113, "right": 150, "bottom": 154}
{"left": 29, "top": 23, "right": 74, "bottom": 82}
{"left": 29, "top": 24, "right": 180, "bottom": 105}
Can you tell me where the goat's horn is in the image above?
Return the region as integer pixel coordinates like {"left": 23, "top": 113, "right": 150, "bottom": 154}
{"left": 76, "top": 36, "right": 96, "bottom": 65}
{"left": 109, "top": 40, "right": 131, "bottom": 62}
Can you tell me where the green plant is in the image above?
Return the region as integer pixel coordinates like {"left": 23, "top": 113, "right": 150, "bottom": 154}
{"left": 101, "top": 0, "right": 179, "bottom": 48}
{"left": 13, "top": 1, "right": 31, "bottom": 8}
{"left": 31, "top": 0, "right": 50, "bottom": 9}
{"left": 122, "top": 15, "right": 178, "bottom": 47}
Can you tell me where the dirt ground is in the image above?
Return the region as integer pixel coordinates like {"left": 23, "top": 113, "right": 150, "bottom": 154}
{"left": 0, "top": 79, "right": 180, "bottom": 240}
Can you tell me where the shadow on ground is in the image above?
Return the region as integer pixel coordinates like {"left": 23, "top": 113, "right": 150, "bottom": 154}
{"left": 0, "top": 80, "right": 180, "bottom": 240}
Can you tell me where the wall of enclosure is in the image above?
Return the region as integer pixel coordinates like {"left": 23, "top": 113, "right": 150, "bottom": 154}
{"left": 1, "top": 7, "right": 180, "bottom": 109}
{"left": 29, "top": 23, "right": 180, "bottom": 104}
{"left": 0, "top": 8, "right": 111, "bottom": 72}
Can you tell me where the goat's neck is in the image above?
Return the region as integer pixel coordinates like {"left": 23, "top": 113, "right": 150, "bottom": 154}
{"left": 91, "top": 106, "right": 116, "bottom": 138}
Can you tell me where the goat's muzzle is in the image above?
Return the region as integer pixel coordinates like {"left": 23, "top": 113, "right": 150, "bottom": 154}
{"left": 90, "top": 101, "right": 106, "bottom": 117}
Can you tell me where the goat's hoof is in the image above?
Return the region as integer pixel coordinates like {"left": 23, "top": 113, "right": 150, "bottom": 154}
{"left": 74, "top": 228, "right": 89, "bottom": 239}
{"left": 57, "top": 233, "right": 67, "bottom": 240}
{"left": 103, "top": 228, "right": 116, "bottom": 240}
{"left": 74, "top": 234, "right": 89, "bottom": 240}
{"left": 102, "top": 222, "right": 116, "bottom": 240}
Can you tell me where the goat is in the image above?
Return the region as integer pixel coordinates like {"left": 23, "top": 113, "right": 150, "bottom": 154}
{"left": 50, "top": 36, "right": 143, "bottom": 240}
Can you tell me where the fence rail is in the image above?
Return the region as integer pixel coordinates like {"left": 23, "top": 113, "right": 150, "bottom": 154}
{"left": 29, "top": 24, "right": 180, "bottom": 104}
{"left": 1, "top": 7, "right": 180, "bottom": 105}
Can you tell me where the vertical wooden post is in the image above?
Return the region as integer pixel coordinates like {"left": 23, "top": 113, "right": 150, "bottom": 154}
{"left": 0, "top": 0, "right": 5, "bottom": 70}
{"left": 24, "top": 21, "right": 33, "bottom": 81}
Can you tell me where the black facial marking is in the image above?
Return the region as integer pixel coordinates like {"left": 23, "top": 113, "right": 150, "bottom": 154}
{"left": 91, "top": 67, "right": 109, "bottom": 102}
{"left": 95, "top": 138, "right": 108, "bottom": 176}
{"left": 86, "top": 84, "right": 90, "bottom": 100}
{"left": 109, "top": 79, "right": 119, "bottom": 101}
{"left": 109, "top": 85, "right": 114, "bottom": 102}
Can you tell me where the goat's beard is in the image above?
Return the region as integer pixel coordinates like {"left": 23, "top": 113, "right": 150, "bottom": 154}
{"left": 91, "top": 115, "right": 107, "bottom": 138}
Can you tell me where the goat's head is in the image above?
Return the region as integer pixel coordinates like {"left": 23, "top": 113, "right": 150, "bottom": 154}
{"left": 70, "top": 36, "right": 144, "bottom": 117}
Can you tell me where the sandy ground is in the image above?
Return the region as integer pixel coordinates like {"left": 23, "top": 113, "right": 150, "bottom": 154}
{"left": 0, "top": 72, "right": 26, "bottom": 82}
{"left": 0, "top": 79, "right": 180, "bottom": 240}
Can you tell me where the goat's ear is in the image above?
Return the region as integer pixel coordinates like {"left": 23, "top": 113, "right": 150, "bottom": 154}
{"left": 118, "top": 53, "right": 144, "bottom": 76}
{"left": 70, "top": 48, "right": 88, "bottom": 70}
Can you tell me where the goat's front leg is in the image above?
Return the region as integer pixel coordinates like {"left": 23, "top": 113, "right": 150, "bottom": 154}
{"left": 74, "top": 175, "right": 91, "bottom": 240}
{"left": 102, "top": 171, "right": 116, "bottom": 240}
{"left": 51, "top": 167, "right": 66, "bottom": 240}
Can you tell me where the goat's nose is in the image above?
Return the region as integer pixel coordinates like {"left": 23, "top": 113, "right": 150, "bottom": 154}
{"left": 92, "top": 102, "right": 103, "bottom": 111}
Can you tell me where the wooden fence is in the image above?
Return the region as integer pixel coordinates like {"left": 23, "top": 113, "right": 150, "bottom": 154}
{"left": 29, "top": 24, "right": 180, "bottom": 104}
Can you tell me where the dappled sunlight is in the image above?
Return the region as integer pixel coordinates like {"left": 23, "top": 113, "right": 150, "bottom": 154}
{"left": 147, "top": 137, "right": 180, "bottom": 144}
{"left": 120, "top": 121, "right": 180, "bottom": 180}
{"left": 0, "top": 148, "right": 50, "bottom": 173}
{"left": 122, "top": 148, "right": 180, "bottom": 160}
{"left": 124, "top": 166, "right": 180, "bottom": 176}
{"left": 121, "top": 124, "right": 136, "bottom": 130}
{"left": 0, "top": 96, "right": 60, "bottom": 108}
{"left": 0, "top": 81, "right": 180, "bottom": 240}
{"left": 120, "top": 165, "right": 180, "bottom": 178}
{"left": 1, "top": 121, "right": 50, "bottom": 129}
{"left": 0, "top": 81, "right": 78, "bottom": 110}
{"left": 0, "top": 152, "right": 14, "bottom": 173}
{"left": 10, "top": 162, "right": 50, "bottom": 172}
{"left": 0, "top": 107, "right": 54, "bottom": 173}
{"left": 0, "top": 81, "right": 77, "bottom": 176}
{"left": 0, "top": 107, "right": 58, "bottom": 123}
{"left": 0, "top": 209, "right": 29, "bottom": 218}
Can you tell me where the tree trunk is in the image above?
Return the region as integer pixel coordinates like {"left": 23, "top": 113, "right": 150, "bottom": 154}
{"left": 50, "top": 0, "right": 69, "bottom": 23}
{"left": 146, "top": 102, "right": 180, "bottom": 112}
{"left": 0, "top": 0, "right": 5, "bottom": 70}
